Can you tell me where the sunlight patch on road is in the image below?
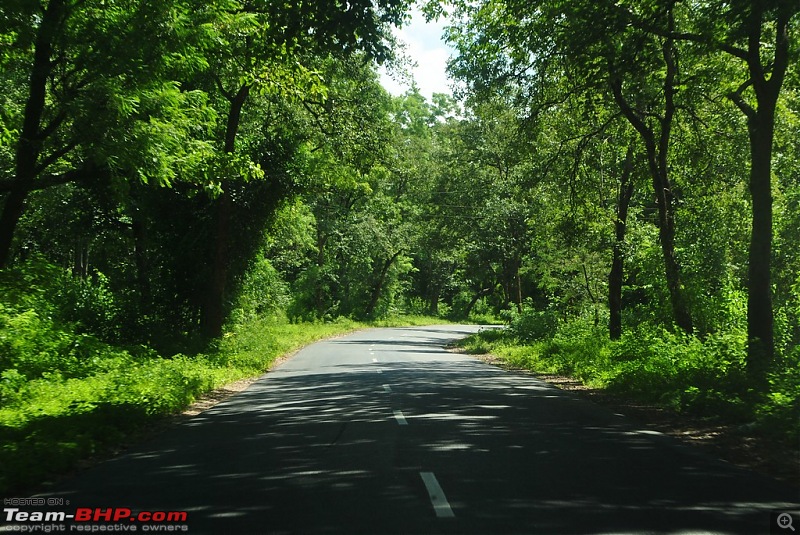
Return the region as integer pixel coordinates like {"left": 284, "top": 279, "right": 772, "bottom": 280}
{"left": 414, "top": 412, "right": 498, "bottom": 421}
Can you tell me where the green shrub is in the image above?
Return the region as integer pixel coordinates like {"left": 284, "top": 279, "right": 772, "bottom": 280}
{"left": 53, "top": 272, "right": 122, "bottom": 340}
{"left": 229, "top": 257, "right": 290, "bottom": 326}
{"left": 603, "top": 325, "right": 749, "bottom": 416}
{"left": 504, "top": 306, "right": 559, "bottom": 342}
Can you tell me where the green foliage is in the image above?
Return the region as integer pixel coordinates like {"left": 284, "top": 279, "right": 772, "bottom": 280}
{"left": 53, "top": 273, "right": 122, "bottom": 340}
{"left": 229, "top": 257, "right": 290, "bottom": 326}
{"left": 502, "top": 305, "right": 560, "bottom": 342}
{"left": 0, "top": 263, "right": 125, "bottom": 381}
{"left": 0, "top": 312, "right": 363, "bottom": 493}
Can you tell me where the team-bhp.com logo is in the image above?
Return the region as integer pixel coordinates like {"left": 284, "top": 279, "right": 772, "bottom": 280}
{"left": 3, "top": 507, "right": 189, "bottom": 532}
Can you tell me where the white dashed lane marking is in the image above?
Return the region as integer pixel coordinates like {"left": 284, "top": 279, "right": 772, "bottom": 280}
{"left": 393, "top": 410, "right": 408, "bottom": 426}
{"left": 419, "top": 472, "right": 455, "bottom": 518}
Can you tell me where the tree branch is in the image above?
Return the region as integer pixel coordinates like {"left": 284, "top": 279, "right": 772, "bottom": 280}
{"left": 34, "top": 139, "right": 79, "bottom": 175}
{"left": 0, "top": 167, "right": 92, "bottom": 193}
{"left": 727, "top": 78, "right": 756, "bottom": 120}
{"left": 609, "top": 3, "right": 749, "bottom": 61}
{"left": 213, "top": 74, "right": 235, "bottom": 101}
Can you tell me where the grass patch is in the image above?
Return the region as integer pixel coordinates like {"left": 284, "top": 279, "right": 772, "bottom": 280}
{"left": 0, "top": 313, "right": 448, "bottom": 494}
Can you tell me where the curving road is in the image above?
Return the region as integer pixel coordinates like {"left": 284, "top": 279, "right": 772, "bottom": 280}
{"left": 17, "top": 325, "right": 800, "bottom": 534}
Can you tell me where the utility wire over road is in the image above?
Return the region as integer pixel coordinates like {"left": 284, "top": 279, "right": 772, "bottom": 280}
{"left": 22, "top": 326, "right": 800, "bottom": 534}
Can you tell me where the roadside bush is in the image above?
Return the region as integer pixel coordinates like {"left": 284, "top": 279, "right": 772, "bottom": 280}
{"left": 604, "top": 326, "right": 749, "bottom": 417}
{"left": 503, "top": 305, "right": 559, "bottom": 342}
{"left": 0, "top": 303, "right": 126, "bottom": 381}
{"left": 757, "top": 345, "right": 800, "bottom": 443}
{"left": 53, "top": 272, "right": 122, "bottom": 341}
{"left": 229, "top": 257, "right": 290, "bottom": 326}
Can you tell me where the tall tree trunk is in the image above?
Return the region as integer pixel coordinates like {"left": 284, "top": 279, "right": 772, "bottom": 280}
{"left": 610, "top": 6, "right": 693, "bottom": 334}
{"left": 202, "top": 84, "right": 250, "bottom": 338}
{"left": 725, "top": 3, "right": 792, "bottom": 387}
{"left": 744, "top": 112, "right": 775, "bottom": 386}
{"left": 73, "top": 241, "right": 89, "bottom": 278}
{"left": 132, "top": 217, "right": 151, "bottom": 312}
{"left": 314, "top": 230, "right": 329, "bottom": 317}
{"left": 0, "top": 0, "right": 64, "bottom": 267}
{"left": 609, "top": 146, "right": 636, "bottom": 340}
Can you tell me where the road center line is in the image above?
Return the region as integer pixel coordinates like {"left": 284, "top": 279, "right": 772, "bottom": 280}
{"left": 419, "top": 472, "right": 455, "bottom": 518}
{"left": 393, "top": 409, "right": 408, "bottom": 425}
{"left": 372, "top": 357, "right": 378, "bottom": 363}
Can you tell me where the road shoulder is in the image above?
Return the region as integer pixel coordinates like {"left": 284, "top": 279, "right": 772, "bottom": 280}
{"left": 468, "top": 351, "right": 800, "bottom": 489}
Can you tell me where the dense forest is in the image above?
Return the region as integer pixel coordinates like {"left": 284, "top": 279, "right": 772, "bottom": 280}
{"left": 0, "top": 0, "right": 798, "bottom": 491}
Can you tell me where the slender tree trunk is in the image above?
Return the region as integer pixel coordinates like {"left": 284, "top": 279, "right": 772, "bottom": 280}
{"left": 609, "top": 146, "right": 635, "bottom": 340}
{"left": 365, "top": 251, "right": 402, "bottom": 317}
{"left": 610, "top": 6, "right": 693, "bottom": 334}
{"left": 0, "top": 0, "right": 64, "bottom": 267}
{"left": 132, "top": 217, "right": 151, "bottom": 311}
{"left": 504, "top": 260, "right": 522, "bottom": 312}
{"left": 656, "top": 181, "right": 693, "bottom": 334}
{"left": 202, "top": 84, "right": 250, "bottom": 337}
{"left": 429, "top": 286, "right": 440, "bottom": 316}
{"left": 314, "top": 230, "right": 328, "bottom": 317}
{"left": 73, "top": 241, "right": 89, "bottom": 278}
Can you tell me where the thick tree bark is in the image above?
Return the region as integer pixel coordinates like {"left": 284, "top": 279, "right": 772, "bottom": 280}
{"left": 428, "top": 286, "right": 440, "bottom": 316}
{"left": 609, "top": 146, "right": 635, "bottom": 340}
{"left": 744, "top": 112, "right": 775, "bottom": 385}
{"left": 202, "top": 84, "right": 250, "bottom": 338}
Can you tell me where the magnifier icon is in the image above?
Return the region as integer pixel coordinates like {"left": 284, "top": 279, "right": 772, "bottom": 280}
{"left": 778, "top": 513, "right": 796, "bottom": 532}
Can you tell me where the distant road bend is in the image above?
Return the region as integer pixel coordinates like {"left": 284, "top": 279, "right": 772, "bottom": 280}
{"left": 26, "top": 325, "right": 800, "bottom": 534}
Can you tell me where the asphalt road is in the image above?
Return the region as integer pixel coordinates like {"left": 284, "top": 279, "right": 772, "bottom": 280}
{"left": 13, "top": 325, "right": 800, "bottom": 534}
